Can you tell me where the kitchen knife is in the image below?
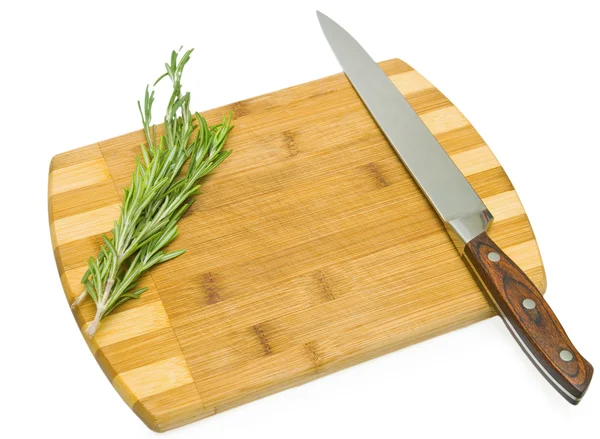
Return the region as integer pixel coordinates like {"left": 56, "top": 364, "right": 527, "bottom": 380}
{"left": 317, "top": 10, "right": 593, "bottom": 403}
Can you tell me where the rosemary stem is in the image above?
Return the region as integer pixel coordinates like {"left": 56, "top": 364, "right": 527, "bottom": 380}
{"left": 85, "top": 278, "right": 115, "bottom": 338}
{"left": 86, "top": 304, "right": 106, "bottom": 338}
{"left": 71, "top": 290, "right": 88, "bottom": 309}
{"left": 102, "top": 278, "right": 115, "bottom": 304}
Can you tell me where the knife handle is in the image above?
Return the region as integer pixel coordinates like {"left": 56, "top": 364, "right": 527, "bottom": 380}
{"left": 463, "top": 232, "right": 593, "bottom": 404}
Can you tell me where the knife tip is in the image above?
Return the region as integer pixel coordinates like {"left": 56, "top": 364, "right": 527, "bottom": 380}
{"left": 316, "top": 10, "right": 326, "bottom": 20}
{"left": 316, "top": 10, "right": 332, "bottom": 28}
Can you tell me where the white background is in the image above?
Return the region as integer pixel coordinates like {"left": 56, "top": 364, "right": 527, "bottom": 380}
{"left": 1, "top": 0, "right": 599, "bottom": 437}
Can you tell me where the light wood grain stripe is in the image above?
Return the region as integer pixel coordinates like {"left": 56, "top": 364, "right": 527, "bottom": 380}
{"left": 390, "top": 69, "right": 434, "bottom": 95}
{"left": 49, "top": 158, "right": 111, "bottom": 195}
{"left": 482, "top": 190, "right": 524, "bottom": 222}
{"left": 113, "top": 355, "right": 194, "bottom": 407}
{"left": 53, "top": 203, "right": 120, "bottom": 248}
{"left": 505, "top": 239, "right": 543, "bottom": 272}
{"left": 421, "top": 106, "right": 469, "bottom": 135}
{"left": 83, "top": 301, "right": 170, "bottom": 354}
{"left": 451, "top": 145, "right": 500, "bottom": 177}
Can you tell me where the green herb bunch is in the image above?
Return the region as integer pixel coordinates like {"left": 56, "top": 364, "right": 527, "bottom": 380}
{"left": 72, "top": 48, "right": 232, "bottom": 337}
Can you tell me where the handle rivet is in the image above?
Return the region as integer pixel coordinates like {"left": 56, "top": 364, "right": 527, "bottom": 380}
{"left": 560, "top": 350, "right": 574, "bottom": 362}
{"left": 488, "top": 252, "right": 501, "bottom": 262}
{"left": 522, "top": 299, "right": 536, "bottom": 310}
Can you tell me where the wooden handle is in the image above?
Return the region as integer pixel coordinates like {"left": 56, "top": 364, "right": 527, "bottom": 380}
{"left": 463, "top": 232, "right": 593, "bottom": 404}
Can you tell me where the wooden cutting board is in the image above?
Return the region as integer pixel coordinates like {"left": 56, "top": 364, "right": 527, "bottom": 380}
{"left": 48, "top": 59, "right": 546, "bottom": 432}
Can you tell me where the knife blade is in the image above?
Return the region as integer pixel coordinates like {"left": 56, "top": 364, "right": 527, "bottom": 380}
{"left": 317, "top": 10, "right": 592, "bottom": 404}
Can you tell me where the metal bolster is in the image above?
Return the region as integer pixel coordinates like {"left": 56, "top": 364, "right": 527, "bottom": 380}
{"left": 445, "top": 209, "right": 494, "bottom": 254}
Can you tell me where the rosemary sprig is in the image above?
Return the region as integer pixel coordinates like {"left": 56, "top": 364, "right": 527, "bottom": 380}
{"left": 72, "top": 48, "right": 232, "bottom": 337}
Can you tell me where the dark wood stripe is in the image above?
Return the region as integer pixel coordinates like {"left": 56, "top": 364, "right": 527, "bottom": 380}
{"left": 55, "top": 234, "right": 104, "bottom": 272}
{"left": 50, "top": 143, "right": 102, "bottom": 171}
{"left": 314, "top": 270, "right": 336, "bottom": 301}
{"left": 201, "top": 273, "right": 223, "bottom": 305}
{"left": 96, "top": 327, "right": 183, "bottom": 380}
{"left": 490, "top": 213, "right": 535, "bottom": 248}
{"left": 50, "top": 180, "right": 121, "bottom": 221}
{"left": 252, "top": 324, "right": 272, "bottom": 356}
{"left": 365, "top": 162, "right": 389, "bottom": 188}
{"left": 467, "top": 166, "right": 514, "bottom": 199}
{"left": 405, "top": 88, "right": 451, "bottom": 114}
{"left": 52, "top": 245, "right": 66, "bottom": 277}
{"left": 132, "top": 383, "right": 208, "bottom": 432}
{"left": 436, "top": 125, "right": 486, "bottom": 155}
{"left": 305, "top": 341, "right": 323, "bottom": 372}
{"left": 380, "top": 58, "right": 413, "bottom": 76}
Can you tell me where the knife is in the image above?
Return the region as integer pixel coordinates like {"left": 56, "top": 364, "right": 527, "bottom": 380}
{"left": 317, "top": 11, "right": 593, "bottom": 404}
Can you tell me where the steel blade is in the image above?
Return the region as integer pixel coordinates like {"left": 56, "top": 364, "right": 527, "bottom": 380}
{"left": 317, "top": 11, "right": 492, "bottom": 246}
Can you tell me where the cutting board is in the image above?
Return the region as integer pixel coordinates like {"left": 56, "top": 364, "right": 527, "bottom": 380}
{"left": 48, "top": 59, "right": 546, "bottom": 432}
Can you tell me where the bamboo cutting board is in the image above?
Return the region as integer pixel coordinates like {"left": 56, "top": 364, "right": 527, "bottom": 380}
{"left": 48, "top": 59, "right": 546, "bottom": 432}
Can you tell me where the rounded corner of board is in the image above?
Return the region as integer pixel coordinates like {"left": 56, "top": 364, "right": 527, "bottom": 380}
{"left": 132, "top": 400, "right": 163, "bottom": 432}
